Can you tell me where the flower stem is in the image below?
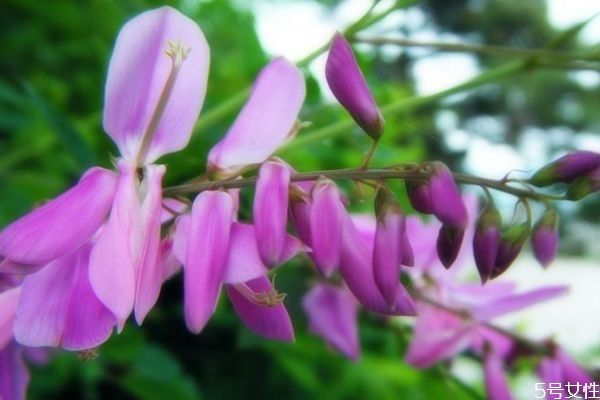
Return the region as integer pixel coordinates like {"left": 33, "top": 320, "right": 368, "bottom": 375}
{"left": 163, "top": 166, "right": 565, "bottom": 202}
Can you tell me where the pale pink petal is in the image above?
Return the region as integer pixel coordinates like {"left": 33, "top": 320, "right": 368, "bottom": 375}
{"left": 226, "top": 276, "right": 294, "bottom": 341}
{"left": 171, "top": 214, "right": 191, "bottom": 264}
{"left": 160, "top": 198, "right": 188, "bottom": 223}
{"left": 484, "top": 346, "right": 513, "bottom": 400}
{"left": 303, "top": 283, "right": 360, "bottom": 360}
{"left": 0, "top": 167, "right": 117, "bottom": 265}
{"left": 160, "top": 238, "right": 181, "bottom": 281}
{"left": 309, "top": 180, "right": 344, "bottom": 276}
{"left": 184, "top": 191, "right": 234, "bottom": 333}
{"left": 0, "top": 342, "right": 29, "bottom": 400}
{"left": 207, "top": 58, "right": 305, "bottom": 173}
{"left": 0, "top": 287, "right": 20, "bottom": 349}
{"left": 472, "top": 285, "right": 568, "bottom": 321}
{"left": 89, "top": 162, "right": 141, "bottom": 325}
{"left": 253, "top": 161, "right": 290, "bottom": 266}
{"left": 104, "top": 6, "right": 210, "bottom": 162}
{"left": 61, "top": 244, "right": 116, "bottom": 351}
{"left": 134, "top": 165, "right": 167, "bottom": 323}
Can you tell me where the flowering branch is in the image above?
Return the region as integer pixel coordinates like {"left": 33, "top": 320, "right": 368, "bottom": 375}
{"left": 163, "top": 166, "right": 564, "bottom": 202}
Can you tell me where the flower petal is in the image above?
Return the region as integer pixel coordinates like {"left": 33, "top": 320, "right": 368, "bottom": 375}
{"left": 309, "top": 180, "right": 344, "bottom": 276}
{"left": 207, "top": 58, "right": 305, "bottom": 173}
{"left": 226, "top": 276, "right": 294, "bottom": 341}
{"left": 223, "top": 223, "right": 304, "bottom": 284}
{"left": 253, "top": 161, "right": 290, "bottom": 267}
{"left": 303, "top": 283, "right": 360, "bottom": 360}
{"left": 89, "top": 162, "right": 143, "bottom": 325}
{"left": 184, "top": 191, "right": 234, "bottom": 333}
{"left": 483, "top": 346, "right": 513, "bottom": 400}
{"left": 134, "top": 165, "right": 167, "bottom": 323}
{"left": 472, "top": 285, "right": 568, "bottom": 321}
{"left": 0, "top": 287, "right": 20, "bottom": 350}
{"left": 103, "top": 6, "right": 210, "bottom": 162}
{"left": 0, "top": 342, "right": 29, "bottom": 400}
{"left": 340, "top": 215, "right": 416, "bottom": 316}
{"left": 373, "top": 211, "right": 406, "bottom": 307}
{"left": 0, "top": 167, "right": 117, "bottom": 265}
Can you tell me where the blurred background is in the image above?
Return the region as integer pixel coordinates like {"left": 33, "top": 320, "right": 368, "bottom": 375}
{"left": 0, "top": 0, "right": 599, "bottom": 398}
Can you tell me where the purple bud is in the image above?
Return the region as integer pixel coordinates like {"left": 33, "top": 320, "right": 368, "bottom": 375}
{"left": 406, "top": 180, "right": 434, "bottom": 214}
{"left": 428, "top": 162, "right": 468, "bottom": 228}
{"left": 436, "top": 224, "right": 465, "bottom": 269}
{"left": 566, "top": 165, "right": 600, "bottom": 200}
{"left": 531, "top": 209, "right": 559, "bottom": 268}
{"left": 325, "top": 33, "right": 384, "bottom": 139}
{"left": 490, "top": 222, "right": 530, "bottom": 279}
{"left": 253, "top": 161, "right": 290, "bottom": 267}
{"left": 530, "top": 151, "right": 600, "bottom": 187}
{"left": 473, "top": 204, "right": 502, "bottom": 284}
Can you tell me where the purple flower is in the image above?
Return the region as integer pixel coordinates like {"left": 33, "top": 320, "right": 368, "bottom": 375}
{"left": 530, "top": 151, "right": 600, "bottom": 187}
{"left": 491, "top": 222, "right": 530, "bottom": 279}
{"left": 484, "top": 345, "right": 514, "bottom": 400}
{"left": 303, "top": 283, "right": 360, "bottom": 360}
{"left": 428, "top": 162, "right": 468, "bottom": 229}
{"left": 531, "top": 209, "right": 559, "bottom": 268}
{"left": 473, "top": 203, "right": 502, "bottom": 283}
{"left": 436, "top": 224, "right": 466, "bottom": 269}
{"left": 406, "top": 180, "right": 435, "bottom": 214}
{"left": 538, "top": 346, "right": 595, "bottom": 400}
{"left": 325, "top": 33, "right": 384, "bottom": 139}
{"left": 253, "top": 161, "right": 291, "bottom": 267}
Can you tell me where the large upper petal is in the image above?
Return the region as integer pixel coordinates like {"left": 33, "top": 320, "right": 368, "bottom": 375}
{"left": 184, "top": 191, "right": 234, "bottom": 333}
{"left": 207, "top": 58, "right": 305, "bottom": 173}
{"left": 103, "top": 6, "right": 209, "bottom": 162}
{"left": 226, "top": 276, "right": 294, "bottom": 341}
{"left": 0, "top": 167, "right": 117, "bottom": 265}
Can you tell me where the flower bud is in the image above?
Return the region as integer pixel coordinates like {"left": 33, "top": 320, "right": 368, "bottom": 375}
{"left": 436, "top": 224, "right": 465, "bottom": 269}
{"left": 566, "top": 166, "right": 600, "bottom": 200}
{"left": 531, "top": 209, "right": 559, "bottom": 268}
{"left": 473, "top": 203, "right": 502, "bottom": 283}
{"left": 490, "top": 222, "right": 530, "bottom": 279}
{"left": 406, "top": 180, "right": 434, "bottom": 214}
{"left": 325, "top": 33, "right": 384, "bottom": 140}
{"left": 529, "top": 151, "right": 600, "bottom": 187}
{"left": 428, "top": 162, "right": 468, "bottom": 228}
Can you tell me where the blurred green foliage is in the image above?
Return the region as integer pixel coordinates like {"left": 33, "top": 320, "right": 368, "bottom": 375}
{"left": 1, "top": 0, "right": 598, "bottom": 398}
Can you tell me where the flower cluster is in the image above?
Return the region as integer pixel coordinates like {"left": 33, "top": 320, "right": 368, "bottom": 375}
{"left": 0, "top": 6, "right": 597, "bottom": 399}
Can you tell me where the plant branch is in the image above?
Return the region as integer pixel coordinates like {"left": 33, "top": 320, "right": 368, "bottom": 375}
{"left": 163, "top": 166, "right": 565, "bottom": 202}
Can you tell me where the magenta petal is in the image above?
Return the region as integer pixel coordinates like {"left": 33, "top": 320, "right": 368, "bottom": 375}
{"left": 223, "top": 223, "right": 304, "bottom": 284}
{"left": 61, "top": 245, "right": 116, "bottom": 350}
{"left": 484, "top": 346, "right": 513, "bottom": 400}
{"left": 303, "top": 283, "right": 360, "bottom": 360}
{"left": 103, "top": 6, "right": 209, "bottom": 162}
{"left": 309, "top": 180, "right": 344, "bottom": 276}
{"left": 89, "top": 162, "right": 142, "bottom": 325}
{"left": 0, "top": 342, "right": 29, "bottom": 400}
{"left": 207, "top": 58, "right": 305, "bottom": 173}
{"left": 556, "top": 348, "right": 595, "bottom": 385}
{"left": 405, "top": 306, "right": 472, "bottom": 368}
{"left": 531, "top": 225, "right": 558, "bottom": 268}
{"left": 325, "top": 33, "right": 383, "bottom": 139}
{"left": 373, "top": 212, "right": 406, "bottom": 307}
{"left": 226, "top": 277, "right": 294, "bottom": 341}
{"left": 134, "top": 165, "right": 166, "bottom": 324}
{"left": 0, "top": 287, "right": 20, "bottom": 350}
{"left": 472, "top": 285, "right": 567, "bottom": 321}
{"left": 253, "top": 161, "right": 290, "bottom": 267}
{"left": 429, "top": 162, "right": 468, "bottom": 228}
{"left": 340, "top": 215, "right": 416, "bottom": 316}
{"left": 184, "top": 191, "right": 234, "bottom": 333}
{"left": 0, "top": 167, "right": 117, "bottom": 265}
{"left": 15, "top": 245, "right": 115, "bottom": 350}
